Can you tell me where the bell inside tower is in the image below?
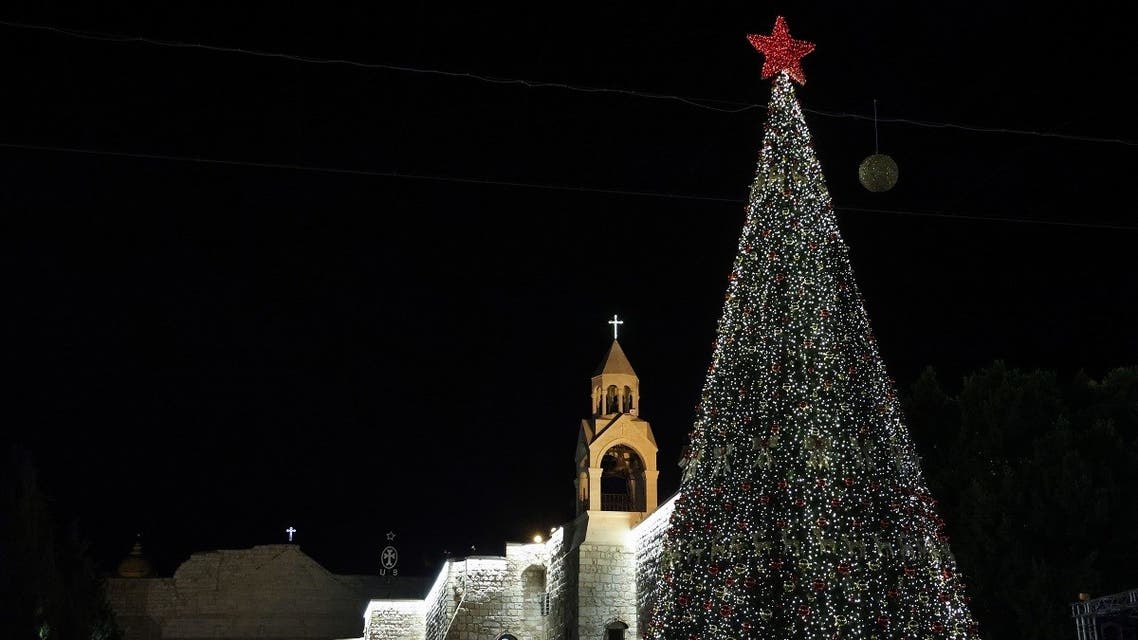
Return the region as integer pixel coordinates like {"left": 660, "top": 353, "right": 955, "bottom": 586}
{"left": 599, "top": 445, "right": 646, "bottom": 512}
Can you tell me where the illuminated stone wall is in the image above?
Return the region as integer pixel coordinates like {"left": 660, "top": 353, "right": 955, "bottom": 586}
{"left": 506, "top": 542, "right": 551, "bottom": 638}
{"left": 367, "top": 542, "right": 554, "bottom": 640}
{"left": 364, "top": 601, "right": 424, "bottom": 640}
{"left": 633, "top": 494, "right": 677, "bottom": 634}
{"left": 107, "top": 544, "right": 390, "bottom": 640}
{"left": 422, "top": 561, "right": 452, "bottom": 640}
{"left": 107, "top": 510, "right": 676, "bottom": 640}
{"left": 436, "top": 557, "right": 513, "bottom": 639}
{"left": 577, "top": 543, "right": 638, "bottom": 636}
{"left": 546, "top": 519, "right": 582, "bottom": 639}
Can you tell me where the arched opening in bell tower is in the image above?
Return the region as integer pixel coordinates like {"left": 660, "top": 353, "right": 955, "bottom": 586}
{"left": 599, "top": 445, "right": 646, "bottom": 512}
{"left": 605, "top": 384, "right": 619, "bottom": 413}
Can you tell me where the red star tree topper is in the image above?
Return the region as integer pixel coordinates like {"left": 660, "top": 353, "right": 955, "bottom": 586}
{"left": 747, "top": 16, "right": 815, "bottom": 85}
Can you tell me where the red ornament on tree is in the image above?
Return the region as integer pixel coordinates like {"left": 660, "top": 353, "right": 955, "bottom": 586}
{"left": 746, "top": 16, "right": 816, "bottom": 85}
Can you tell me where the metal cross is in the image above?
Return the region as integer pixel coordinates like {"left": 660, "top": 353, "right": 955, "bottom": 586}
{"left": 286, "top": 526, "right": 296, "bottom": 542}
{"left": 608, "top": 314, "right": 624, "bottom": 340}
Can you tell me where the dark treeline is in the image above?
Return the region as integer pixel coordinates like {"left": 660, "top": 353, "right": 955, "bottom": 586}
{"left": 0, "top": 446, "right": 121, "bottom": 640}
{"left": 904, "top": 361, "right": 1138, "bottom": 640}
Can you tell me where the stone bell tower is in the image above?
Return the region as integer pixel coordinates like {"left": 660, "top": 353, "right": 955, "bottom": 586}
{"left": 574, "top": 332, "right": 659, "bottom": 520}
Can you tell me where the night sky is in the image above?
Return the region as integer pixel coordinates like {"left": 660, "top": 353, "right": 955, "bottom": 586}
{"left": 2, "top": 3, "right": 1135, "bottom": 579}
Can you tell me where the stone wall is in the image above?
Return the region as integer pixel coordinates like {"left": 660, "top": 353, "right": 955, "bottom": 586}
{"left": 422, "top": 561, "right": 453, "bottom": 640}
{"left": 364, "top": 601, "right": 424, "bottom": 640}
{"left": 577, "top": 543, "right": 638, "bottom": 638}
{"left": 107, "top": 544, "right": 420, "bottom": 640}
{"left": 106, "top": 578, "right": 173, "bottom": 640}
{"left": 547, "top": 516, "right": 584, "bottom": 640}
{"left": 225, "top": 521, "right": 673, "bottom": 640}
{"left": 370, "top": 561, "right": 457, "bottom": 640}
{"left": 365, "top": 538, "right": 559, "bottom": 640}
{"left": 633, "top": 494, "right": 677, "bottom": 637}
{"left": 442, "top": 557, "right": 512, "bottom": 639}
{"left": 505, "top": 542, "right": 551, "bottom": 639}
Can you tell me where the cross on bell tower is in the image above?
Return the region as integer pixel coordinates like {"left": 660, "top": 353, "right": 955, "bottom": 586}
{"left": 608, "top": 314, "right": 624, "bottom": 340}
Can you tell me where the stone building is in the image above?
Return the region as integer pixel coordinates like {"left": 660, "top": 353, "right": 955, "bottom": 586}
{"left": 106, "top": 542, "right": 430, "bottom": 640}
{"left": 108, "top": 339, "right": 675, "bottom": 640}
{"left": 361, "top": 339, "right": 675, "bottom": 640}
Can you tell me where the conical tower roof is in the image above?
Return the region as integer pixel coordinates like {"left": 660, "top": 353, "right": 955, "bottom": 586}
{"left": 594, "top": 339, "right": 637, "bottom": 377}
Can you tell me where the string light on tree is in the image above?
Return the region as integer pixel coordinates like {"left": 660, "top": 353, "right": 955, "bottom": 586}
{"left": 646, "top": 16, "right": 978, "bottom": 640}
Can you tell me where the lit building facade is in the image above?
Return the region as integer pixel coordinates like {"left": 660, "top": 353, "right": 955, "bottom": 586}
{"left": 107, "top": 340, "right": 675, "bottom": 640}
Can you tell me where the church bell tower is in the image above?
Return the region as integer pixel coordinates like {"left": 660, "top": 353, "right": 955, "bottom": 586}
{"left": 574, "top": 324, "right": 659, "bottom": 518}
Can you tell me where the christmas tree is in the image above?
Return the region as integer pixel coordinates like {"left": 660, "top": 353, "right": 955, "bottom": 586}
{"left": 647, "top": 17, "right": 979, "bottom": 640}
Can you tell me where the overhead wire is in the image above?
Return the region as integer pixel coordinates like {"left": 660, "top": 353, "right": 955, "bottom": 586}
{"left": 1, "top": 18, "right": 1135, "bottom": 231}
{"left": 3, "top": 140, "right": 1135, "bottom": 232}
{"left": 1, "top": 17, "right": 1136, "bottom": 146}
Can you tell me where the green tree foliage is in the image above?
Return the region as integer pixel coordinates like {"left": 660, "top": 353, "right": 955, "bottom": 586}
{"left": 0, "top": 446, "right": 122, "bottom": 640}
{"left": 904, "top": 363, "right": 1138, "bottom": 640}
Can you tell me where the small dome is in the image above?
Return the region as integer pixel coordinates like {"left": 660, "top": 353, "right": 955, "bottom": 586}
{"left": 116, "top": 541, "right": 155, "bottom": 578}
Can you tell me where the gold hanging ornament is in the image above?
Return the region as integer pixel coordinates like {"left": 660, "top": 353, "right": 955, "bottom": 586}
{"left": 859, "top": 154, "right": 899, "bottom": 192}
{"left": 859, "top": 99, "right": 899, "bottom": 192}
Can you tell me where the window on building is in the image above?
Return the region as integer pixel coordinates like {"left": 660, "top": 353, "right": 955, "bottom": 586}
{"left": 605, "top": 620, "right": 629, "bottom": 639}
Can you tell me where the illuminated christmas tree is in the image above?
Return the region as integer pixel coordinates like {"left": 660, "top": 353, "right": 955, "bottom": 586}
{"left": 647, "top": 17, "right": 980, "bottom": 640}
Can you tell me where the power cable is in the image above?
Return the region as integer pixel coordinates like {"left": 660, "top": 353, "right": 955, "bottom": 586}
{"left": 3, "top": 139, "right": 1134, "bottom": 232}
{"left": 1, "top": 18, "right": 1135, "bottom": 147}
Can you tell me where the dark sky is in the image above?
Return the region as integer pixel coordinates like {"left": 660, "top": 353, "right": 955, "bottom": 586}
{"left": 2, "top": 2, "right": 1135, "bottom": 578}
